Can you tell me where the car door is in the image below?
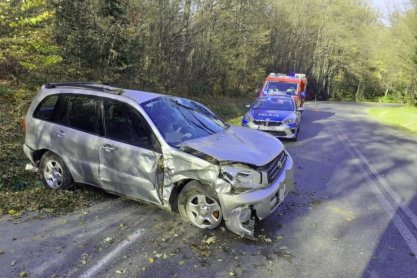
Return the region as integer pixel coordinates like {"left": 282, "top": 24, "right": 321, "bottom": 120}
{"left": 98, "top": 98, "right": 163, "bottom": 205}
{"left": 49, "top": 94, "right": 101, "bottom": 185}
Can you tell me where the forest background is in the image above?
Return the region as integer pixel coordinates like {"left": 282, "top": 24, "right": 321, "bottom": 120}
{"left": 1, "top": 0, "right": 417, "bottom": 104}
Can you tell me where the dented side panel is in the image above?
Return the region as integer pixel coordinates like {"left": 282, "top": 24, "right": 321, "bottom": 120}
{"left": 161, "top": 147, "right": 220, "bottom": 207}
{"left": 98, "top": 137, "right": 163, "bottom": 206}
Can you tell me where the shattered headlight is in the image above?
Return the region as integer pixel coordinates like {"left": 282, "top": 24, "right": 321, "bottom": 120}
{"left": 220, "top": 165, "right": 267, "bottom": 194}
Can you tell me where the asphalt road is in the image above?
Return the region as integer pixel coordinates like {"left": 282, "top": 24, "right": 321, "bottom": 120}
{"left": 1, "top": 101, "right": 417, "bottom": 278}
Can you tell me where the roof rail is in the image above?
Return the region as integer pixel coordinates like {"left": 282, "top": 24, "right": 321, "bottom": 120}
{"left": 44, "top": 82, "right": 122, "bottom": 94}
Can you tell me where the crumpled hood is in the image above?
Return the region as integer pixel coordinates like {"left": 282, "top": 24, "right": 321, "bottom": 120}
{"left": 178, "top": 126, "right": 283, "bottom": 167}
{"left": 251, "top": 109, "right": 293, "bottom": 122}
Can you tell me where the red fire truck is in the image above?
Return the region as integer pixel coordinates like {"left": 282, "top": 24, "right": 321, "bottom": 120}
{"left": 259, "top": 73, "right": 307, "bottom": 109}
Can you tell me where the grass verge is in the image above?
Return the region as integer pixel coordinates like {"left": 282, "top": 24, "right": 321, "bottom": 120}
{"left": 368, "top": 106, "right": 417, "bottom": 137}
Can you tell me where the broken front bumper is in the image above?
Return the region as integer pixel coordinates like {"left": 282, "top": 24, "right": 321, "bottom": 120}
{"left": 218, "top": 155, "right": 294, "bottom": 238}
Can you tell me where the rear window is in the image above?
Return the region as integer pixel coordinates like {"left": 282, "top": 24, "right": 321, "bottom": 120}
{"left": 33, "top": 95, "right": 59, "bottom": 121}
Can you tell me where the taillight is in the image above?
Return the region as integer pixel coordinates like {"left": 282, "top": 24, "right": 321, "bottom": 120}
{"left": 22, "top": 118, "right": 26, "bottom": 132}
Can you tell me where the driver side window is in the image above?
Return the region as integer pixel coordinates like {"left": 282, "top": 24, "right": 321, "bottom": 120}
{"left": 104, "top": 99, "right": 159, "bottom": 151}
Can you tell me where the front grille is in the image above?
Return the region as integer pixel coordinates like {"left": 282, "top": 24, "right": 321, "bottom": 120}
{"left": 258, "top": 151, "right": 287, "bottom": 183}
{"left": 253, "top": 120, "right": 282, "bottom": 127}
{"left": 266, "top": 131, "right": 286, "bottom": 137}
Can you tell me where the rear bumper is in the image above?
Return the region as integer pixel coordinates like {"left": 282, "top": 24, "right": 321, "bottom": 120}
{"left": 23, "top": 144, "right": 37, "bottom": 165}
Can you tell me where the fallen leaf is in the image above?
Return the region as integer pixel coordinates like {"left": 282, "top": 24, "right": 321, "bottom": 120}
{"left": 179, "top": 260, "right": 185, "bottom": 266}
{"left": 104, "top": 237, "right": 114, "bottom": 244}
{"left": 162, "top": 253, "right": 168, "bottom": 260}
{"left": 148, "top": 258, "right": 154, "bottom": 263}
{"left": 115, "top": 269, "right": 127, "bottom": 274}
{"left": 19, "top": 272, "right": 29, "bottom": 278}
{"left": 206, "top": 236, "right": 216, "bottom": 245}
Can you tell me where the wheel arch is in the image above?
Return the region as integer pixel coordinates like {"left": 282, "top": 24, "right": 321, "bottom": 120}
{"left": 32, "top": 149, "right": 51, "bottom": 165}
{"left": 169, "top": 179, "right": 194, "bottom": 212}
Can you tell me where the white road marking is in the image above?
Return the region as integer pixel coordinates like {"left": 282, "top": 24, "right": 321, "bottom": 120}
{"left": 79, "top": 228, "right": 145, "bottom": 278}
{"left": 33, "top": 253, "right": 67, "bottom": 275}
{"left": 333, "top": 121, "right": 417, "bottom": 260}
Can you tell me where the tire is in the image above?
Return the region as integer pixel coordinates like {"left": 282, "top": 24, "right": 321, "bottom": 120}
{"left": 290, "top": 126, "right": 300, "bottom": 142}
{"left": 40, "top": 152, "right": 73, "bottom": 190}
{"left": 178, "top": 181, "right": 223, "bottom": 230}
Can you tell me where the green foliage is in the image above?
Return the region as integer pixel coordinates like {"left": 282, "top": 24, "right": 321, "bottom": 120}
{"left": 0, "top": 0, "right": 62, "bottom": 84}
{"left": 0, "top": 86, "right": 11, "bottom": 95}
{"left": 227, "top": 116, "right": 243, "bottom": 126}
{"left": 1, "top": 0, "right": 417, "bottom": 103}
{"left": 377, "top": 95, "right": 400, "bottom": 104}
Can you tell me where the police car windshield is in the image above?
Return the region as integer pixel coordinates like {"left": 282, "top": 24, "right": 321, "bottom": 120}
{"left": 252, "top": 97, "right": 295, "bottom": 111}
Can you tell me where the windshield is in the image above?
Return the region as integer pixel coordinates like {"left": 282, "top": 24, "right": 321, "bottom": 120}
{"left": 141, "top": 97, "right": 229, "bottom": 146}
{"left": 264, "top": 81, "right": 298, "bottom": 95}
{"left": 252, "top": 97, "right": 295, "bottom": 111}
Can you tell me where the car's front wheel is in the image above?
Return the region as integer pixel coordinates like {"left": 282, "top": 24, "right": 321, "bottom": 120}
{"left": 40, "top": 152, "right": 73, "bottom": 190}
{"left": 178, "top": 181, "right": 223, "bottom": 229}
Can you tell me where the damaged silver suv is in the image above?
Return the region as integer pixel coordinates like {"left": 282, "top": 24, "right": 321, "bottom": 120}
{"left": 23, "top": 83, "right": 294, "bottom": 238}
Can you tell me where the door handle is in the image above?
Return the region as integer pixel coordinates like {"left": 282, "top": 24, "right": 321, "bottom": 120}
{"left": 102, "top": 144, "right": 116, "bottom": 152}
{"left": 56, "top": 130, "right": 66, "bottom": 137}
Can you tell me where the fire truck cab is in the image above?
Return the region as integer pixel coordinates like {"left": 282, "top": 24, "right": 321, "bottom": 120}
{"left": 259, "top": 73, "right": 307, "bottom": 109}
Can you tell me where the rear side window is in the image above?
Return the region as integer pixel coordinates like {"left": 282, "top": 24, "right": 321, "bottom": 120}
{"left": 67, "top": 95, "right": 100, "bottom": 134}
{"left": 33, "top": 95, "right": 59, "bottom": 121}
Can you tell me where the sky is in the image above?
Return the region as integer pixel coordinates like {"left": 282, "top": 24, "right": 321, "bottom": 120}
{"left": 371, "top": 0, "right": 412, "bottom": 24}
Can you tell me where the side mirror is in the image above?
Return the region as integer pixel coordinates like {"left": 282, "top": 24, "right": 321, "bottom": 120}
{"left": 245, "top": 104, "right": 250, "bottom": 109}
